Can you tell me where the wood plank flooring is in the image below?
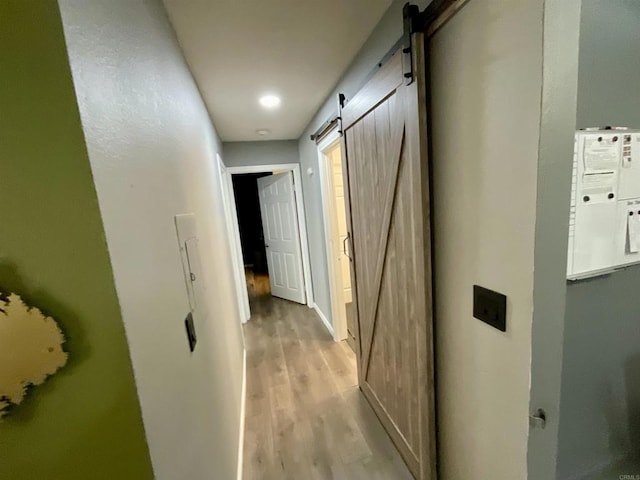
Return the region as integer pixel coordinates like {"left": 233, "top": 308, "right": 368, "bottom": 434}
{"left": 242, "top": 278, "right": 413, "bottom": 480}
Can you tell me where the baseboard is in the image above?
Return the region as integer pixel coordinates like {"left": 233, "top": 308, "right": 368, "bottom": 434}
{"left": 237, "top": 348, "right": 247, "bottom": 480}
{"left": 313, "top": 303, "right": 334, "bottom": 338}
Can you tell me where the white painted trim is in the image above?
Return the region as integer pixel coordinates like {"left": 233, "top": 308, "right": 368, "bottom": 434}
{"left": 228, "top": 172, "right": 251, "bottom": 322}
{"left": 313, "top": 303, "right": 334, "bottom": 338}
{"left": 227, "top": 163, "right": 298, "bottom": 175}
{"left": 317, "top": 131, "right": 348, "bottom": 341}
{"left": 218, "top": 155, "right": 251, "bottom": 323}
{"left": 226, "top": 163, "right": 314, "bottom": 310}
{"left": 291, "top": 166, "right": 315, "bottom": 308}
{"left": 237, "top": 348, "right": 247, "bottom": 480}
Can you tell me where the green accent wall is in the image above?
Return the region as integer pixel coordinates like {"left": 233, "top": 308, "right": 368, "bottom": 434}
{"left": 0, "top": 1, "right": 153, "bottom": 478}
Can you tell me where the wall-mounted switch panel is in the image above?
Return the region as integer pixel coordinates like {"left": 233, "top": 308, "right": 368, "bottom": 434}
{"left": 175, "top": 214, "right": 207, "bottom": 353}
{"left": 185, "top": 312, "right": 197, "bottom": 353}
{"left": 473, "top": 285, "right": 507, "bottom": 332}
{"left": 567, "top": 129, "right": 640, "bottom": 280}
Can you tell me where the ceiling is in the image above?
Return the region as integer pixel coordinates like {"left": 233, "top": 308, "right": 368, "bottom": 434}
{"left": 163, "top": 0, "right": 393, "bottom": 142}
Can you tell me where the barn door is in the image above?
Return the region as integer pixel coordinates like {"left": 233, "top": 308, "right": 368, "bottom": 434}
{"left": 340, "top": 40, "right": 436, "bottom": 479}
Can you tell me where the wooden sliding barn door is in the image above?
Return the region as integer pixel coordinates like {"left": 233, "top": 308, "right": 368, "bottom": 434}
{"left": 340, "top": 39, "right": 435, "bottom": 480}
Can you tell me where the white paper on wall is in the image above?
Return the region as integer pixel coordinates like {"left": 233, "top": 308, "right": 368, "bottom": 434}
{"left": 629, "top": 213, "right": 640, "bottom": 254}
{"left": 569, "top": 130, "right": 640, "bottom": 279}
{"left": 580, "top": 172, "right": 617, "bottom": 204}
{"left": 567, "top": 129, "right": 640, "bottom": 280}
{"left": 583, "top": 137, "right": 620, "bottom": 173}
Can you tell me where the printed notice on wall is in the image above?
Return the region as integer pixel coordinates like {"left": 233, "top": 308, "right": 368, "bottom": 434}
{"left": 583, "top": 137, "right": 620, "bottom": 173}
{"left": 580, "top": 171, "right": 617, "bottom": 204}
{"left": 582, "top": 171, "right": 616, "bottom": 189}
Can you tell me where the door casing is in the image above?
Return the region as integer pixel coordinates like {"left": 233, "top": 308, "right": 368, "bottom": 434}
{"left": 221, "top": 164, "right": 314, "bottom": 319}
{"left": 317, "top": 127, "right": 351, "bottom": 342}
{"left": 216, "top": 155, "right": 251, "bottom": 323}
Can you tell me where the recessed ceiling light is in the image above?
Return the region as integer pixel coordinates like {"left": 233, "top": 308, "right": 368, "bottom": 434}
{"left": 256, "top": 129, "right": 271, "bottom": 137}
{"left": 259, "top": 95, "right": 281, "bottom": 109}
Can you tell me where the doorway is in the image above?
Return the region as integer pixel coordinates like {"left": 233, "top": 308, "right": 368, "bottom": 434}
{"left": 221, "top": 163, "right": 314, "bottom": 322}
{"left": 318, "top": 130, "right": 357, "bottom": 349}
{"left": 231, "top": 172, "right": 271, "bottom": 299}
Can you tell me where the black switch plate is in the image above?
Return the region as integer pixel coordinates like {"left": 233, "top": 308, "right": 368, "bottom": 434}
{"left": 185, "top": 312, "right": 197, "bottom": 352}
{"left": 473, "top": 285, "right": 507, "bottom": 332}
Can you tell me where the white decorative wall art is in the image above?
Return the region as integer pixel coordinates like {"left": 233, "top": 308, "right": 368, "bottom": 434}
{"left": 0, "top": 293, "right": 68, "bottom": 418}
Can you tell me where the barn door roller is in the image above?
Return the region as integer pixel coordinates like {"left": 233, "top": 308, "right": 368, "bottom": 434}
{"left": 402, "top": 3, "right": 422, "bottom": 85}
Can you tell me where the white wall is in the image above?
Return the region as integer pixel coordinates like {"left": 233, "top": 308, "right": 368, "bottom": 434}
{"left": 58, "top": 1, "right": 245, "bottom": 479}
{"left": 222, "top": 140, "right": 299, "bottom": 167}
{"left": 429, "top": 0, "right": 544, "bottom": 478}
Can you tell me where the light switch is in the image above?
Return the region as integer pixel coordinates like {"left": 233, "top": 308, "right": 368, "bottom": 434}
{"left": 473, "top": 285, "right": 507, "bottom": 333}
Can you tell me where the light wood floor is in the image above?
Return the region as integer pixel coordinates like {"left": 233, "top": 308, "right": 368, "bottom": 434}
{"left": 242, "top": 277, "right": 414, "bottom": 480}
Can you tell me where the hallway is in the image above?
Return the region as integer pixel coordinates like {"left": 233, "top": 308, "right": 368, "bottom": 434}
{"left": 242, "top": 291, "right": 413, "bottom": 479}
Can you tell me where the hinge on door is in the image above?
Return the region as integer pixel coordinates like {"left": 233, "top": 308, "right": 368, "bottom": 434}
{"left": 402, "top": 3, "right": 422, "bottom": 85}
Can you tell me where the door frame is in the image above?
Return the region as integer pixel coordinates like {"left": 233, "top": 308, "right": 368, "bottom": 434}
{"left": 317, "top": 128, "right": 349, "bottom": 342}
{"left": 216, "top": 155, "right": 252, "bottom": 323}
{"left": 221, "top": 163, "right": 314, "bottom": 319}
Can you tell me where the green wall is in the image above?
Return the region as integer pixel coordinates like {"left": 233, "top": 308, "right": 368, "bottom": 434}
{"left": 0, "top": 1, "right": 153, "bottom": 478}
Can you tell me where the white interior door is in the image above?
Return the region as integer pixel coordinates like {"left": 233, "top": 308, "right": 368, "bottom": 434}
{"left": 329, "top": 146, "right": 353, "bottom": 304}
{"left": 258, "top": 172, "right": 306, "bottom": 304}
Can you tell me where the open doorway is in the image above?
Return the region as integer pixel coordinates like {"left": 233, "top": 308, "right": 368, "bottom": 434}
{"left": 232, "top": 173, "right": 271, "bottom": 299}
{"left": 317, "top": 129, "right": 357, "bottom": 350}
{"left": 221, "top": 163, "right": 314, "bottom": 323}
